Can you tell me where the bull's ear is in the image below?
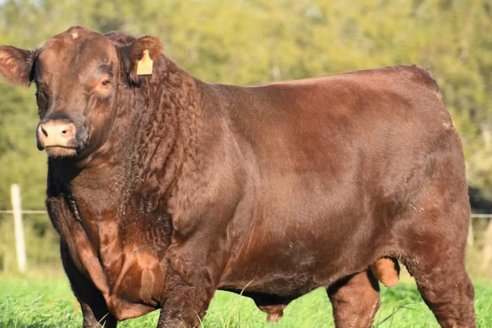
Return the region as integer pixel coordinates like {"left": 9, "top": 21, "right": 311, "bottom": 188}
{"left": 0, "top": 46, "right": 35, "bottom": 86}
{"left": 122, "top": 36, "right": 163, "bottom": 85}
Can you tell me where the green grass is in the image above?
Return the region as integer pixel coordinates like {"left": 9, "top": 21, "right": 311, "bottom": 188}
{"left": 1, "top": 274, "right": 491, "bottom": 327}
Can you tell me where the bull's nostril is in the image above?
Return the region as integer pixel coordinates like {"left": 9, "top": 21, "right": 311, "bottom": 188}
{"left": 41, "top": 126, "right": 48, "bottom": 137}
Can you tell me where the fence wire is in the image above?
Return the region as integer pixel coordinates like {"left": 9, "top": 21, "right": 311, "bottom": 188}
{"left": 1, "top": 210, "right": 491, "bottom": 218}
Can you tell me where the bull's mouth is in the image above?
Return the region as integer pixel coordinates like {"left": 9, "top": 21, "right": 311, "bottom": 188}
{"left": 44, "top": 145, "right": 78, "bottom": 157}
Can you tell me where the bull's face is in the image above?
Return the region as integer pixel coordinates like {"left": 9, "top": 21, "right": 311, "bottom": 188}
{"left": 33, "top": 28, "right": 119, "bottom": 158}
{"left": 0, "top": 26, "right": 162, "bottom": 159}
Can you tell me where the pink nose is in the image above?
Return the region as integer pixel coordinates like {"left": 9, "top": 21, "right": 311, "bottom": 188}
{"left": 37, "top": 120, "right": 76, "bottom": 148}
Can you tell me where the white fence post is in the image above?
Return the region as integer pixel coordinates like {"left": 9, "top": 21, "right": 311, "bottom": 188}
{"left": 482, "top": 220, "right": 492, "bottom": 271}
{"left": 468, "top": 221, "right": 474, "bottom": 247}
{"left": 11, "top": 184, "right": 27, "bottom": 272}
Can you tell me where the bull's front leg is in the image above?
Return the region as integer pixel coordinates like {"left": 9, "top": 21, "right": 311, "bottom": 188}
{"left": 157, "top": 278, "right": 214, "bottom": 328}
{"left": 61, "top": 241, "right": 117, "bottom": 328}
{"left": 157, "top": 242, "right": 221, "bottom": 328}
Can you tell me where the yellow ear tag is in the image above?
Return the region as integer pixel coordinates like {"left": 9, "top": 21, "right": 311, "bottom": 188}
{"left": 136, "top": 49, "right": 153, "bottom": 75}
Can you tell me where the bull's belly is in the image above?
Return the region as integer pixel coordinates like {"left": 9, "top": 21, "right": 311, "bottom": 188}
{"left": 219, "top": 248, "right": 371, "bottom": 298}
{"left": 218, "top": 224, "right": 391, "bottom": 297}
{"left": 219, "top": 268, "right": 326, "bottom": 298}
{"left": 218, "top": 182, "right": 401, "bottom": 295}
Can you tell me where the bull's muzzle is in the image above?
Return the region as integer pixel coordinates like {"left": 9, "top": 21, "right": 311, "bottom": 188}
{"left": 37, "top": 120, "right": 78, "bottom": 157}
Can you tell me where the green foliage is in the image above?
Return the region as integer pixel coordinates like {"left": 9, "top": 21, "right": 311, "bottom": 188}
{"left": 0, "top": 83, "right": 46, "bottom": 210}
{"left": 1, "top": 276, "right": 492, "bottom": 327}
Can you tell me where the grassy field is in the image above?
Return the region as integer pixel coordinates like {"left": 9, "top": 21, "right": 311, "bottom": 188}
{"left": 1, "top": 273, "right": 491, "bottom": 328}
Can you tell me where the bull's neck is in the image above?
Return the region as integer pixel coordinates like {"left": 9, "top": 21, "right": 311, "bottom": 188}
{"left": 116, "top": 61, "right": 203, "bottom": 213}
{"left": 51, "top": 59, "right": 203, "bottom": 229}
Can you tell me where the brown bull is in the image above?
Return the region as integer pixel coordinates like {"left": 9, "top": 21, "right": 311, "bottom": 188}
{"left": 0, "top": 26, "right": 475, "bottom": 327}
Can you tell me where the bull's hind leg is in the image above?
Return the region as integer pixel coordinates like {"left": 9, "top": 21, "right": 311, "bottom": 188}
{"left": 404, "top": 237, "right": 475, "bottom": 327}
{"left": 327, "top": 270, "right": 380, "bottom": 328}
{"left": 402, "top": 199, "right": 475, "bottom": 327}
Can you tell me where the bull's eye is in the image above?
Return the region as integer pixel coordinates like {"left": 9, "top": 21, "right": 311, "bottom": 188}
{"left": 101, "top": 79, "right": 112, "bottom": 87}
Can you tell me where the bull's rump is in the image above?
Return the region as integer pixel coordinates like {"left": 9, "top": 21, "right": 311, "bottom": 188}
{"left": 217, "top": 65, "right": 464, "bottom": 294}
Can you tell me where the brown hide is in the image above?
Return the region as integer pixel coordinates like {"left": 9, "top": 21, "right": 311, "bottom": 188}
{"left": 0, "top": 27, "right": 475, "bottom": 328}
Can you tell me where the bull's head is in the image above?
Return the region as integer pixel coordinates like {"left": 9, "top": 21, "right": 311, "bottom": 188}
{"left": 0, "top": 26, "right": 162, "bottom": 158}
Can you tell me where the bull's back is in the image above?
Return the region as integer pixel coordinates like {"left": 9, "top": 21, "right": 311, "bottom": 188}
{"left": 215, "top": 65, "right": 463, "bottom": 292}
{"left": 223, "top": 65, "right": 449, "bottom": 173}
